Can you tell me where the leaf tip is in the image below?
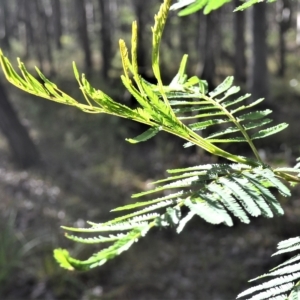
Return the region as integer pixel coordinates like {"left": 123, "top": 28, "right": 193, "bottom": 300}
{"left": 53, "top": 248, "right": 75, "bottom": 271}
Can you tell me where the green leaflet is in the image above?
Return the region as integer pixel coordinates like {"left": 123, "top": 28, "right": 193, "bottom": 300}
{"left": 62, "top": 221, "right": 149, "bottom": 233}
{"left": 278, "top": 238, "right": 300, "bottom": 250}
{"left": 208, "top": 182, "right": 250, "bottom": 223}
{"left": 172, "top": 0, "right": 231, "bottom": 16}
{"left": 169, "top": 54, "right": 189, "bottom": 87}
{"left": 238, "top": 274, "right": 300, "bottom": 298}
{"left": 242, "top": 172, "right": 285, "bottom": 215}
{"left": 204, "top": 137, "right": 247, "bottom": 143}
{"left": 218, "top": 176, "right": 261, "bottom": 217}
{"left": 240, "top": 283, "right": 294, "bottom": 300}
{"left": 179, "top": 111, "right": 226, "bottom": 119}
{"left": 53, "top": 249, "right": 75, "bottom": 271}
{"left": 112, "top": 192, "right": 184, "bottom": 211}
{"left": 189, "top": 118, "right": 227, "bottom": 131}
{"left": 177, "top": 0, "right": 209, "bottom": 16}
{"left": 222, "top": 94, "right": 252, "bottom": 108}
{"left": 152, "top": 171, "right": 209, "bottom": 184}
{"left": 65, "top": 233, "right": 130, "bottom": 244}
{"left": 184, "top": 198, "right": 232, "bottom": 226}
{"left": 166, "top": 163, "right": 252, "bottom": 174}
{"left": 252, "top": 123, "right": 289, "bottom": 140}
{"left": 102, "top": 200, "right": 176, "bottom": 226}
{"left": 209, "top": 76, "right": 234, "bottom": 98}
{"left": 126, "top": 127, "right": 161, "bottom": 144}
{"left": 173, "top": 105, "right": 217, "bottom": 113}
{"left": 238, "top": 110, "right": 273, "bottom": 121}
{"left": 198, "top": 192, "right": 233, "bottom": 226}
{"left": 234, "top": 177, "right": 274, "bottom": 218}
{"left": 125, "top": 200, "right": 178, "bottom": 219}
{"left": 231, "top": 98, "right": 265, "bottom": 114}
{"left": 243, "top": 118, "right": 273, "bottom": 131}
{"left": 86, "top": 226, "right": 150, "bottom": 269}
{"left": 234, "top": 0, "right": 264, "bottom": 12}
{"left": 274, "top": 246, "right": 300, "bottom": 257}
{"left": 255, "top": 168, "right": 291, "bottom": 197}
{"left": 272, "top": 255, "right": 300, "bottom": 271}
{"left": 170, "top": 0, "right": 196, "bottom": 12}
{"left": 206, "top": 126, "right": 241, "bottom": 139}
{"left": 265, "top": 265, "right": 300, "bottom": 279}
{"left": 218, "top": 86, "right": 241, "bottom": 102}
{"left": 171, "top": 0, "right": 272, "bottom": 16}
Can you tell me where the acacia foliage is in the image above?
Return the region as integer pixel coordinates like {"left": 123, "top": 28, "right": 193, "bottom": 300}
{"left": 1, "top": 0, "right": 300, "bottom": 298}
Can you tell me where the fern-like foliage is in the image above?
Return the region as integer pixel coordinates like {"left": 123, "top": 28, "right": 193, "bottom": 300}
{"left": 238, "top": 236, "right": 300, "bottom": 300}
{"left": 54, "top": 162, "right": 291, "bottom": 270}
{"left": 170, "top": 0, "right": 277, "bottom": 15}
{"left": 237, "top": 159, "right": 300, "bottom": 299}
{"left": 0, "top": 0, "right": 299, "bottom": 271}
{"left": 166, "top": 71, "right": 288, "bottom": 153}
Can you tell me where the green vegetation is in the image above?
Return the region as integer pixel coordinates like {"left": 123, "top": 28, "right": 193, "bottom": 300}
{"left": 170, "top": 0, "right": 277, "bottom": 15}
{"left": 2, "top": 0, "right": 300, "bottom": 298}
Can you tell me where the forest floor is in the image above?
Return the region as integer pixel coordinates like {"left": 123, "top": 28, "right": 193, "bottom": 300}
{"left": 1, "top": 77, "right": 300, "bottom": 300}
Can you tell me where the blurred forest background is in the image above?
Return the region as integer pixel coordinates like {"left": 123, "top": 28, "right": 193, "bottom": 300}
{"left": 1, "top": 0, "right": 300, "bottom": 299}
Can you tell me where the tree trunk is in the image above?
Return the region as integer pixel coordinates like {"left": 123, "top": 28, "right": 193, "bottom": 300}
{"left": 201, "top": 11, "right": 218, "bottom": 90}
{"left": 22, "top": 0, "right": 45, "bottom": 71}
{"left": 296, "top": 1, "right": 300, "bottom": 46}
{"left": 248, "top": 3, "right": 269, "bottom": 102}
{"left": 132, "top": 0, "right": 150, "bottom": 71}
{"left": 234, "top": 0, "right": 246, "bottom": 84}
{"left": 98, "top": 0, "right": 112, "bottom": 79}
{"left": 33, "top": 0, "right": 55, "bottom": 75}
{"left": 180, "top": 16, "right": 191, "bottom": 55}
{"left": 74, "top": 0, "right": 92, "bottom": 73}
{"left": 0, "top": 81, "right": 40, "bottom": 168}
{"left": 18, "top": 0, "right": 35, "bottom": 59}
{"left": 51, "top": 0, "right": 63, "bottom": 50}
{"left": 0, "top": 0, "right": 11, "bottom": 50}
{"left": 277, "top": 0, "right": 292, "bottom": 77}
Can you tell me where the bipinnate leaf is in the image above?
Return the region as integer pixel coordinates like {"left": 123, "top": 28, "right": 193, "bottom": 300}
{"left": 1, "top": 0, "right": 299, "bottom": 275}
{"left": 54, "top": 225, "right": 152, "bottom": 271}
{"left": 51, "top": 160, "right": 291, "bottom": 271}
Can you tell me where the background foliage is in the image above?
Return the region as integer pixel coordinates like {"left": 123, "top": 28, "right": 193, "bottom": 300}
{"left": 1, "top": 0, "right": 300, "bottom": 299}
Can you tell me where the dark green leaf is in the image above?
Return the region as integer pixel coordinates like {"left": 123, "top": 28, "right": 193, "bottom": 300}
{"left": 252, "top": 123, "right": 289, "bottom": 140}
{"left": 189, "top": 118, "right": 226, "bottom": 130}
{"left": 209, "top": 76, "right": 234, "bottom": 98}
{"left": 126, "top": 127, "right": 160, "bottom": 144}
{"left": 243, "top": 118, "right": 273, "bottom": 131}
{"left": 238, "top": 110, "right": 272, "bottom": 121}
